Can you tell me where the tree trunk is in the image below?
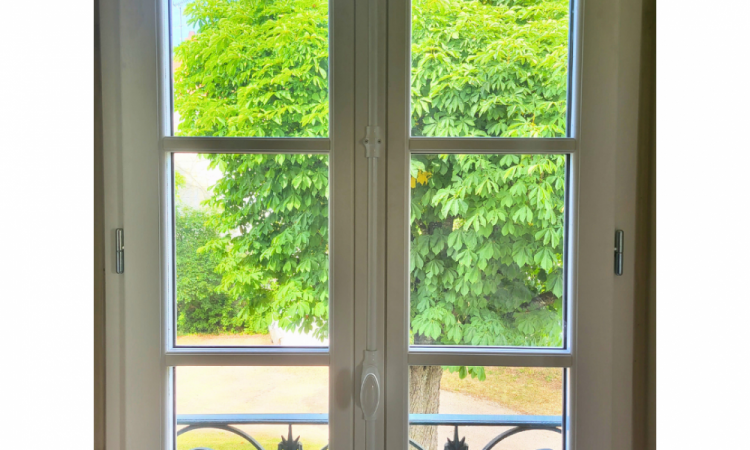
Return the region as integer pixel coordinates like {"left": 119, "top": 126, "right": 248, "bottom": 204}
{"left": 409, "top": 365, "right": 443, "bottom": 450}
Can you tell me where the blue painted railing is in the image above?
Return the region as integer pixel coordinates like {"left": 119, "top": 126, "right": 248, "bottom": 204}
{"left": 176, "top": 413, "right": 562, "bottom": 450}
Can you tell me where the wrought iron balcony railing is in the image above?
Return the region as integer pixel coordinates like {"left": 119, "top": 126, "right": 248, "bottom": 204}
{"left": 176, "top": 413, "right": 562, "bottom": 450}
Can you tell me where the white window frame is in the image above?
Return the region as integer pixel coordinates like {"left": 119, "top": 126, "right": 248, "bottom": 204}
{"left": 382, "top": 0, "right": 635, "bottom": 446}
{"left": 100, "top": 0, "right": 360, "bottom": 447}
{"left": 98, "top": 0, "right": 646, "bottom": 446}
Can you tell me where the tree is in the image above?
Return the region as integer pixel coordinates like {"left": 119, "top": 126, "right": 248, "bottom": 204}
{"left": 407, "top": 153, "right": 564, "bottom": 448}
{"left": 200, "top": 154, "right": 331, "bottom": 339}
{"left": 176, "top": 205, "right": 238, "bottom": 334}
{"left": 174, "top": 0, "right": 568, "bottom": 449}
{"left": 173, "top": 0, "right": 328, "bottom": 138}
{"left": 174, "top": 173, "right": 241, "bottom": 335}
{"left": 411, "top": 0, "right": 568, "bottom": 138}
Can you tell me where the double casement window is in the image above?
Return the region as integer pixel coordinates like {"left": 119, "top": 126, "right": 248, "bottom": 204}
{"left": 100, "top": 0, "right": 640, "bottom": 447}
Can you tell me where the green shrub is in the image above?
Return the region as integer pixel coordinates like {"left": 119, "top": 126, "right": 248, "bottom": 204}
{"left": 175, "top": 205, "right": 236, "bottom": 334}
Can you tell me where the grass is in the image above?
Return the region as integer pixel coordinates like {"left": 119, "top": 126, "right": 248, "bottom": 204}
{"left": 440, "top": 367, "right": 563, "bottom": 415}
{"left": 177, "top": 428, "right": 328, "bottom": 450}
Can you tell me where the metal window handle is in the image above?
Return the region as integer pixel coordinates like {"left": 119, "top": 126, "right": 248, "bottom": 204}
{"left": 360, "top": 350, "right": 381, "bottom": 420}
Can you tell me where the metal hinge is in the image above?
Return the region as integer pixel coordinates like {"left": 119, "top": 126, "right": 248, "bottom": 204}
{"left": 116, "top": 228, "right": 124, "bottom": 274}
{"left": 614, "top": 229, "right": 624, "bottom": 276}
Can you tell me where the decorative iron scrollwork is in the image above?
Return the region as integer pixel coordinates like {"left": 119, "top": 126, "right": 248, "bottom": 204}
{"left": 176, "top": 412, "right": 562, "bottom": 450}
{"left": 278, "top": 424, "right": 303, "bottom": 450}
{"left": 444, "top": 426, "right": 468, "bottom": 450}
{"left": 177, "top": 423, "right": 265, "bottom": 450}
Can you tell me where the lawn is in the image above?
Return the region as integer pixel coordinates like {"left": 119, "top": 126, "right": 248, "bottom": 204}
{"left": 441, "top": 366, "right": 563, "bottom": 416}
{"left": 177, "top": 428, "right": 328, "bottom": 450}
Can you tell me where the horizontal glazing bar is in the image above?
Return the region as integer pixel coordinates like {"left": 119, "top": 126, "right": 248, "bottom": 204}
{"left": 163, "top": 137, "right": 331, "bottom": 153}
{"left": 408, "top": 348, "right": 572, "bottom": 367}
{"left": 166, "top": 348, "right": 329, "bottom": 366}
{"left": 409, "top": 138, "right": 576, "bottom": 153}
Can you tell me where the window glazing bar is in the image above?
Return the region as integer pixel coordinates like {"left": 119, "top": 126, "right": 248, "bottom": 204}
{"left": 165, "top": 349, "right": 329, "bottom": 367}
{"left": 409, "top": 137, "right": 576, "bottom": 153}
{"left": 408, "top": 349, "right": 572, "bottom": 368}
{"left": 162, "top": 137, "right": 331, "bottom": 153}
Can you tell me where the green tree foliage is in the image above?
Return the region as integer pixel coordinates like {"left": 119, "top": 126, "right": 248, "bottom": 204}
{"left": 175, "top": 204, "right": 237, "bottom": 334}
{"left": 410, "top": 154, "right": 564, "bottom": 355}
{"left": 175, "top": 171, "right": 278, "bottom": 336}
{"left": 173, "top": 0, "right": 567, "bottom": 139}
{"left": 173, "top": 170, "right": 233, "bottom": 334}
{"left": 411, "top": 0, "right": 568, "bottom": 137}
{"left": 173, "top": 0, "right": 568, "bottom": 354}
{"left": 201, "top": 154, "right": 330, "bottom": 339}
{"left": 174, "top": 0, "right": 328, "bottom": 137}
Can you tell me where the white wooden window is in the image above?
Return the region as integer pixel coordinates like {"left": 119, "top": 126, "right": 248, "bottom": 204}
{"left": 99, "top": 0, "right": 643, "bottom": 446}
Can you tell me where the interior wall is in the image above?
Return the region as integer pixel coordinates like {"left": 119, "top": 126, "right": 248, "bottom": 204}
{"left": 611, "top": 0, "right": 647, "bottom": 444}
{"left": 632, "top": 0, "right": 656, "bottom": 445}
{"left": 94, "top": 0, "right": 106, "bottom": 447}
{"left": 646, "top": 0, "right": 656, "bottom": 441}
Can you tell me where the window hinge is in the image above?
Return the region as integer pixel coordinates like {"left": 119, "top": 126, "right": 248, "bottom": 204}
{"left": 116, "top": 228, "right": 125, "bottom": 274}
{"left": 614, "top": 229, "right": 624, "bottom": 276}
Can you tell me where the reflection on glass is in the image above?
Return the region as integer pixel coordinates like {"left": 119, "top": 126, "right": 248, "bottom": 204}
{"left": 410, "top": 154, "right": 565, "bottom": 348}
{"left": 409, "top": 366, "right": 563, "bottom": 450}
{"left": 174, "top": 153, "right": 329, "bottom": 347}
{"left": 176, "top": 366, "right": 329, "bottom": 450}
{"left": 170, "top": 0, "right": 330, "bottom": 137}
{"left": 411, "top": 0, "right": 570, "bottom": 137}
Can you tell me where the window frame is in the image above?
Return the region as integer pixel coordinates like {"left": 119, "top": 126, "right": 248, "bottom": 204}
{"left": 101, "top": 0, "right": 359, "bottom": 447}
{"left": 383, "top": 0, "right": 631, "bottom": 448}
{"left": 160, "top": 0, "right": 360, "bottom": 443}
{"left": 98, "top": 0, "right": 644, "bottom": 446}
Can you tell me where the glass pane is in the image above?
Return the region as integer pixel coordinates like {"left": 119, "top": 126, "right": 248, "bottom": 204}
{"left": 174, "top": 153, "right": 330, "bottom": 347}
{"left": 176, "top": 366, "right": 329, "bottom": 450}
{"left": 409, "top": 365, "right": 563, "bottom": 450}
{"left": 170, "top": 0, "right": 329, "bottom": 137}
{"left": 411, "top": 0, "right": 570, "bottom": 137}
{"left": 410, "top": 154, "right": 565, "bottom": 348}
